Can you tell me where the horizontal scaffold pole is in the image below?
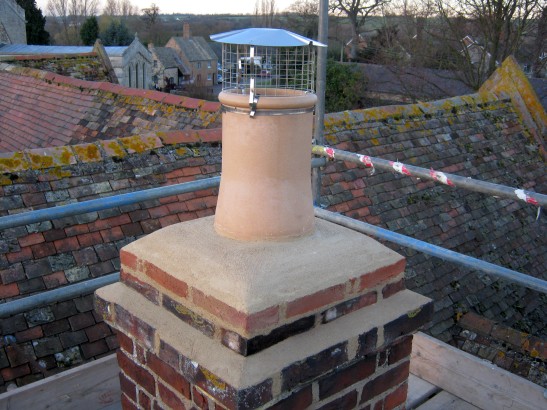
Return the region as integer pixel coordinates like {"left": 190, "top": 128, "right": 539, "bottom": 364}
{"left": 312, "top": 145, "right": 546, "bottom": 208}
{"left": 0, "top": 158, "right": 328, "bottom": 231}
{"left": 315, "top": 207, "right": 547, "bottom": 294}
{"left": 0, "top": 273, "right": 120, "bottom": 318}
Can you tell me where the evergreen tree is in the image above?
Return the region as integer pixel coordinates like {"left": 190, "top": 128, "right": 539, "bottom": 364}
{"left": 80, "top": 16, "right": 99, "bottom": 46}
{"left": 101, "top": 20, "right": 132, "bottom": 46}
{"left": 16, "top": 0, "right": 50, "bottom": 45}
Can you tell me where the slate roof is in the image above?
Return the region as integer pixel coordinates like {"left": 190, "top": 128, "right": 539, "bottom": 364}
{"left": 170, "top": 37, "right": 217, "bottom": 62}
{"left": 154, "top": 46, "right": 189, "bottom": 73}
{"left": 0, "top": 63, "right": 221, "bottom": 152}
{"left": 0, "top": 44, "right": 134, "bottom": 59}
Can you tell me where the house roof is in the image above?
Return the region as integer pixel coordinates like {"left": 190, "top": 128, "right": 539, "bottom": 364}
{"left": 0, "top": 44, "right": 132, "bottom": 58}
{"left": 154, "top": 46, "right": 190, "bottom": 73}
{"left": 0, "top": 63, "right": 221, "bottom": 152}
{"left": 170, "top": 37, "right": 217, "bottom": 62}
{"left": 529, "top": 77, "right": 547, "bottom": 112}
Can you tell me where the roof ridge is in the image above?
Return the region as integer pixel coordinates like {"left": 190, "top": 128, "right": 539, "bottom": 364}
{"left": 0, "top": 129, "right": 222, "bottom": 175}
{"left": 0, "top": 62, "right": 221, "bottom": 113}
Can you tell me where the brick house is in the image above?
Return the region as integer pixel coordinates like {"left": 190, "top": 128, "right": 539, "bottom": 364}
{"left": 0, "top": 0, "right": 26, "bottom": 45}
{"left": 165, "top": 24, "right": 218, "bottom": 89}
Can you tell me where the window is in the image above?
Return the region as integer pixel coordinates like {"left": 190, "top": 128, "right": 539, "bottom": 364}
{"left": 135, "top": 64, "right": 139, "bottom": 88}
{"left": 197, "top": 62, "right": 201, "bottom": 69}
{"left": 207, "top": 73, "right": 212, "bottom": 81}
{"left": 128, "top": 66, "right": 132, "bottom": 88}
{"left": 142, "top": 63, "right": 145, "bottom": 89}
{"left": 207, "top": 61, "right": 212, "bottom": 69}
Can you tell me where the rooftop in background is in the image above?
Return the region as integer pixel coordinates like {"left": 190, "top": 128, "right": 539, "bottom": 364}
{"left": 0, "top": 62, "right": 220, "bottom": 152}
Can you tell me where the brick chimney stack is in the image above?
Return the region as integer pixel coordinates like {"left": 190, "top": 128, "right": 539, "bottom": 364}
{"left": 183, "top": 23, "right": 191, "bottom": 39}
{"left": 96, "top": 29, "right": 432, "bottom": 410}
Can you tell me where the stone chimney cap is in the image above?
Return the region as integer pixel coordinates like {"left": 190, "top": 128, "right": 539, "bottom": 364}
{"left": 211, "top": 28, "right": 326, "bottom": 48}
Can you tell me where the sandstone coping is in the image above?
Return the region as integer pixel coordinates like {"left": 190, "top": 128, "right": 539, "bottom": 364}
{"left": 120, "top": 217, "right": 406, "bottom": 333}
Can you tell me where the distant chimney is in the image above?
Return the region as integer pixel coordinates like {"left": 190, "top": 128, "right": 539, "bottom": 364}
{"left": 183, "top": 23, "right": 191, "bottom": 39}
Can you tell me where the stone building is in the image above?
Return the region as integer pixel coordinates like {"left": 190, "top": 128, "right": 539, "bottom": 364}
{"left": 165, "top": 24, "right": 218, "bottom": 90}
{"left": 0, "top": 0, "right": 26, "bottom": 45}
{"left": 148, "top": 43, "right": 190, "bottom": 90}
{"left": 108, "top": 35, "right": 153, "bottom": 89}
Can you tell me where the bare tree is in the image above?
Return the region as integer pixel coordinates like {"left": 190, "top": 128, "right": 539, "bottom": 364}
{"left": 329, "top": 0, "right": 392, "bottom": 61}
{"left": 434, "top": 0, "right": 543, "bottom": 86}
{"left": 47, "top": 0, "right": 98, "bottom": 44}
{"left": 286, "top": 0, "right": 319, "bottom": 38}
{"left": 103, "top": 0, "right": 120, "bottom": 16}
{"left": 253, "top": 0, "right": 278, "bottom": 27}
{"left": 531, "top": 5, "right": 546, "bottom": 78}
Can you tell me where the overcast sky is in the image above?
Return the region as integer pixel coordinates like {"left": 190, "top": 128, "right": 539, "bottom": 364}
{"left": 37, "top": 0, "right": 297, "bottom": 15}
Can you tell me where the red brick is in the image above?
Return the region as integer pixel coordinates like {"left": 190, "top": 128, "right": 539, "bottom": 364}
{"left": 18, "top": 232, "right": 45, "bottom": 247}
{"left": 119, "top": 371, "right": 137, "bottom": 402}
{"left": 43, "top": 271, "right": 68, "bottom": 288}
{"left": 317, "top": 390, "right": 358, "bottom": 410}
{"left": 158, "top": 381, "right": 187, "bottom": 410}
{"left": 138, "top": 389, "right": 152, "bottom": 409}
{"left": 77, "top": 231, "right": 103, "bottom": 247}
{"left": 120, "top": 249, "right": 139, "bottom": 271}
{"left": 117, "top": 350, "right": 156, "bottom": 395}
{"left": 192, "top": 386, "right": 208, "bottom": 410}
{"left": 360, "top": 361, "right": 410, "bottom": 405}
{"left": 382, "top": 279, "right": 405, "bottom": 299}
{"left": 117, "top": 331, "right": 134, "bottom": 354}
{"left": 54, "top": 236, "right": 80, "bottom": 253}
{"left": 142, "top": 260, "right": 188, "bottom": 299}
{"left": 246, "top": 305, "right": 280, "bottom": 332}
{"left": 286, "top": 284, "right": 346, "bottom": 318}
{"left": 115, "top": 304, "right": 155, "bottom": 349}
{"left": 359, "top": 258, "right": 406, "bottom": 291}
{"left": 269, "top": 386, "right": 313, "bottom": 410}
{"left": 388, "top": 336, "right": 413, "bottom": 366}
{"left": 0, "top": 283, "right": 20, "bottom": 298}
{"left": 81, "top": 339, "right": 109, "bottom": 359}
{"left": 192, "top": 288, "right": 246, "bottom": 329}
{"left": 1, "top": 364, "right": 30, "bottom": 381}
{"left": 147, "top": 352, "right": 191, "bottom": 398}
{"left": 384, "top": 382, "right": 408, "bottom": 409}
{"left": 121, "top": 270, "right": 160, "bottom": 304}
{"left": 121, "top": 392, "right": 138, "bottom": 410}
{"left": 7, "top": 247, "right": 33, "bottom": 263}
{"left": 31, "top": 242, "right": 57, "bottom": 258}
{"left": 15, "top": 326, "right": 43, "bottom": 342}
{"left": 319, "top": 354, "right": 376, "bottom": 399}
